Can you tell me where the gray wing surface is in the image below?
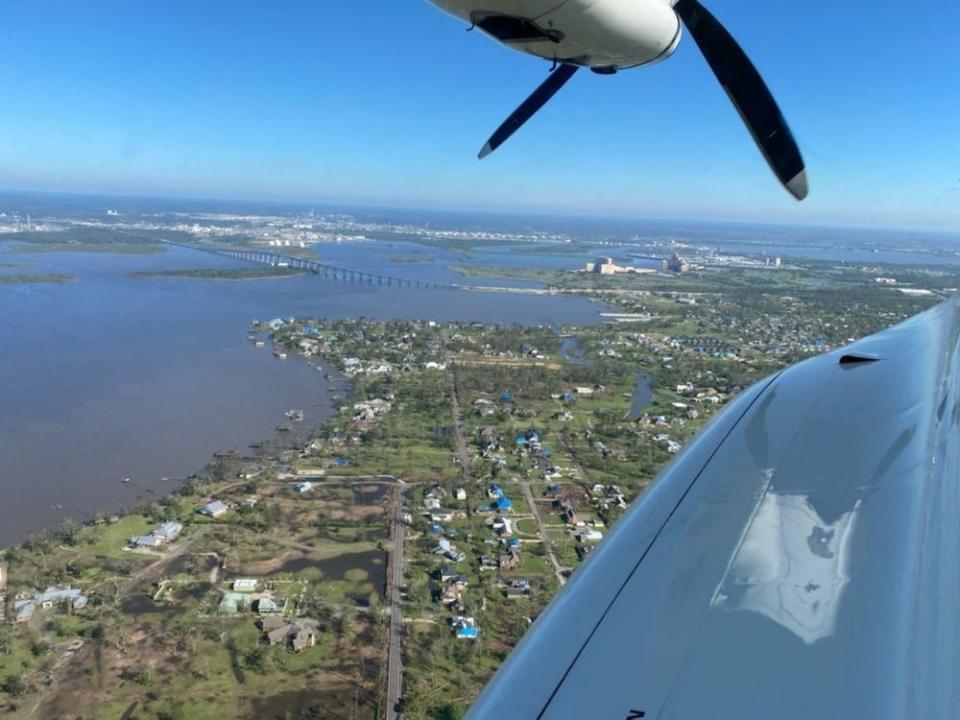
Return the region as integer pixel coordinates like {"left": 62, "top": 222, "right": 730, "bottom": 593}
{"left": 466, "top": 295, "right": 960, "bottom": 719}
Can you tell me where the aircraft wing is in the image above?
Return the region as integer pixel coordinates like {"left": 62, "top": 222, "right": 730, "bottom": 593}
{"left": 466, "top": 295, "right": 960, "bottom": 719}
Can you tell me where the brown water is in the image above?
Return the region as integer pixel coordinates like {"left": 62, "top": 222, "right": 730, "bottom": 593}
{"left": 0, "top": 240, "right": 603, "bottom": 548}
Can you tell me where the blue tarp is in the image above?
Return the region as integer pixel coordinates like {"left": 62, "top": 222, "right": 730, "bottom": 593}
{"left": 457, "top": 626, "right": 478, "bottom": 639}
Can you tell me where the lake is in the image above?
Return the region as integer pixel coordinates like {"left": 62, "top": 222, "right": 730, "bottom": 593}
{"left": 0, "top": 241, "right": 604, "bottom": 547}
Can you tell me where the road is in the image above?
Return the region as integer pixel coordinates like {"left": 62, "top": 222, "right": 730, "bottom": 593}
{"left": 386, "top": 489, "right": 406, "bottom": 719}
{"left": 521, "top": 481, "right": 567, "bottom": 586}
{"left": 276, "top": 472, "right": 406, "bottom": 484}
{"left": 448, "top": 370, "right": 471, "bottom": 478}
{"left": 560, "top": 432, "right": 595, "bottom": 487}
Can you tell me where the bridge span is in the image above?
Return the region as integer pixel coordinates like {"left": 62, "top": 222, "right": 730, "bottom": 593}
{"left": 165, "top": 240, "right": 461, "bottom": 290}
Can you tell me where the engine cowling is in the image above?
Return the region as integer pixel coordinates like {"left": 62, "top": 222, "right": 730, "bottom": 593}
{"left": 428, "top": 0, "right": 681, "bottom": 69}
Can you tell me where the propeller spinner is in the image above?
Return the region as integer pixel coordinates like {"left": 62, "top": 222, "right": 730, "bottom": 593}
{"left": 429, "top": 0, "right": 808, "bottom": 200}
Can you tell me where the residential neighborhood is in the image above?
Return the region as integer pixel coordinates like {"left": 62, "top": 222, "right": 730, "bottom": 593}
{"left": 2, "top": 272, "right": 932, "bottom": 719}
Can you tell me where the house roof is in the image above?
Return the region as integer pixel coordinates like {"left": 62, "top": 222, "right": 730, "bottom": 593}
{"left": 154, "top": 523, "right": 178, "bottom": 539}
{"left": 261, "top": 615, "right": 287, "bottom": 631}
{"left": 156, "top": 521, "right": 183, "bottom": 538}
{"left": 132, "top": 535, "right": 163, "bottom": 548}
{"left": 291, "top": 628, "right": 316, "bottom": 650}
{"left": 219, "top": 592, "right": 247, "bottom": 614}
{"left": 257, "top": 596, "right": 281, "bottom": 614}
{"left": 266, "top": 626, "right": 291, "bottom": 645}
{"left": 200, "top": 500, "right": 227, "bottom": 515}
{"left": 38, "top": 586, "right": 86, "bottom": 605}
{"left": 15, "top": 600, "right": 35, "bottom": 620}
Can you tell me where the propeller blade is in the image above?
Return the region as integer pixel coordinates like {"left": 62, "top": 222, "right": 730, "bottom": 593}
{"left": 479, "top": 63, "right": 579, "bottom": 159}
{"left": 674, "top": 0, "right": 808, "bottom": 200}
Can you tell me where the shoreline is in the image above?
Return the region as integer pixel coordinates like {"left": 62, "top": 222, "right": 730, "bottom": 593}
{"left": 0, "top": 273, "right": 74, "bottom": 285}
{"left": 0, "top": 352, "right": 351, "bottom": 552}
{"left": 127, "top": 269, "right": 310, "bottom": 282}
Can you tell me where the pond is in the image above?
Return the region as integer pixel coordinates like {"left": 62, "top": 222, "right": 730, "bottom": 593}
{"left": 627, "top": 373, "right": 655, "bottom": 421}
{"left": 272, "top": 549, "right": 387, "bottom": 596}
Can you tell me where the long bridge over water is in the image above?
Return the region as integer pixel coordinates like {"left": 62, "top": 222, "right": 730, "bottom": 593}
{"left": 155, "top": 239, "right": 552, "bottom": 295}
{"left": 164, "top": 240, "right": 460, "bottom": 290}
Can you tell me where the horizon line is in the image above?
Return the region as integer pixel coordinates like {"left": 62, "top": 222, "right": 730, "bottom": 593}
{"left": 0, "top": 185, "right": 957, "bottom": 238}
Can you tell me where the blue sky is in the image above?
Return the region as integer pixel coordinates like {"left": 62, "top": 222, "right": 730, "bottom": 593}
{"left": 0, "top": 0, "right": 957, "bottom": 230}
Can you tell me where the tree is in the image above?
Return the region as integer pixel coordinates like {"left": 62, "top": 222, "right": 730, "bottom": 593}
{"left": 178, "top": 478, "right": 199, "bottom": 497}
{"left": 30, "top": 640, "right": 51, "bottom": 657}
{"left": 124, "top": 665, "right": 152, "bottom": 685}
{"left": 1, "top": 675, "right": 27, "bottom": 698}
{"left": 243, "top": 647, "right": 267, "bottom": 674}
{"left": 156, "top": 702, "right": 190, "bottom": 720}
{"left": 430, "top": 702, "right": 463, "bottom": 720}
{"left": 55, "top": 518, "right": 82, "bottom": 546}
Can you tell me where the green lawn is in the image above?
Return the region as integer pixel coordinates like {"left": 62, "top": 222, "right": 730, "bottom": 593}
{"left": 515, "top": 519, "right": 538, "bottom": 535}
{"left": 78, "top": 515, "right": 152, "bottom": 557}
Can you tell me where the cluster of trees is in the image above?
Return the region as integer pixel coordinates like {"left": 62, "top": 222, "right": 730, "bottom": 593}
{"left": 1, "top": 673, "right": 27, "bottom": 698}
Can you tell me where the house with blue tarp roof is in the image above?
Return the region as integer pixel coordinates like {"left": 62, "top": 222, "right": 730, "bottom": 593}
{"left": 454, "top": 617, "right": 479, "bottom": 639}
{"left": 488, "top": 484, "right": 504, "bottom": 499}
{"left": 494, "top": 497, "right": 513, "bottom": 512}
{"left": 501, "top": 390, "right": 513, "bottom": 403}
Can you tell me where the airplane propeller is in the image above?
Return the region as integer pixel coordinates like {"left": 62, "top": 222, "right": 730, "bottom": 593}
{"left": 673, "top": 0, "right": 806, "bottom": 199}
{"left": 478, "top": 0, "right": 807, "bottom": 200}
{"left": 478, "top": 63, "right": 579, "bottom": 160}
